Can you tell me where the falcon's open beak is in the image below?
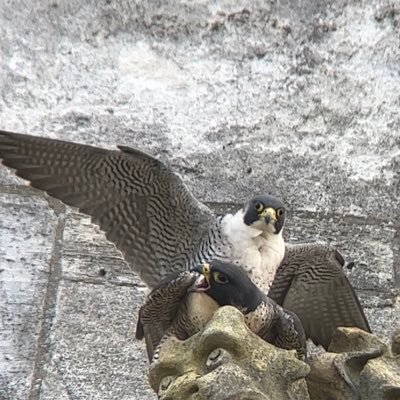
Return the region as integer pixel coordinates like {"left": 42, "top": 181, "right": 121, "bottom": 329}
{"left": 189, "top": 263, "right": 211, "bottom": 292}
{"left": 259, "top": 207, "right": 277, "bottom": 225}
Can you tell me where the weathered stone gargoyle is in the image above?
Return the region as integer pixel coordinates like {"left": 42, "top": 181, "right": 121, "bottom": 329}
{"left": 307, "top": 325, "right": 400, "bottom": 400}
{"left": 148, "top": 306, "right": 311, "bottom": 400}
{"left": 147, "top": 307, "right": 400, "bottom": 400}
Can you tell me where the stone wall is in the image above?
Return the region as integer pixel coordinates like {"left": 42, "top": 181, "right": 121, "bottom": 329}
{"left": 0, "top": 1, "right": 399, "bottom": 399}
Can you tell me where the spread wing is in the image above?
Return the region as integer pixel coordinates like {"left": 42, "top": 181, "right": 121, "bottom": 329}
{"left": 268, "top": 243, "right": 371, "bottom": 349}
{"left": 136, "top": 271, "right": 197, "bottom": 361}
{"left": 0, "top": 130, "right": 215, "bottom": 288}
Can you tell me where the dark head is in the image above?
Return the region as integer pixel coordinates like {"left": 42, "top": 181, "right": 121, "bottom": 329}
{"left": 243, "top": 194, "right": 286, "bottom": 235}
{"left": 190, "top": 260, "right": 262, "bottom": 313}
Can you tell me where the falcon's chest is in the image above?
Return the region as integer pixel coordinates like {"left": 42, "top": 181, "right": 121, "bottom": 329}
{"left": 220, "top": 212, "right": 285, "bottom": 291}
{"left": 252, "top": 234, "right": 285, "bottom": 285}
{"left": 228, "top": 235, "right": 285, "bottom": 292}
{"left": 186, "top": 292, "right": 219, "bottom": 329}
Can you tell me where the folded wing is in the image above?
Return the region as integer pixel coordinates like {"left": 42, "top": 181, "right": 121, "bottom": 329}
{"left": 268, "top": 243, "right": 370, "bottom": 349}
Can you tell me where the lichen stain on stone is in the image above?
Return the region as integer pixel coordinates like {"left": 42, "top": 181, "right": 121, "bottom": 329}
{"left": 150, "top": 306, "right": 310, "bottom": 400}
{"left": 149, "top": 309, "right": 400, "bottom": 399}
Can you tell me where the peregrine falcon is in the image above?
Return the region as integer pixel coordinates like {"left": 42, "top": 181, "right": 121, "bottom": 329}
{"left": 136, "top": 260, "right": 307, "bottom": 361}
{"left": 0, "top": 130, "right": 285, "bottom": 292}
{"left": 0, "top": 130, "right": 370, "bottom": 348}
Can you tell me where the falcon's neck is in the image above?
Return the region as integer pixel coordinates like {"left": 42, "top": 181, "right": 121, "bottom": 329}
{"left": 221, "top": 210, "right": 263, "bottom": 241}
{"left": 221, "top": 210, "right": 285, "bottom": 291}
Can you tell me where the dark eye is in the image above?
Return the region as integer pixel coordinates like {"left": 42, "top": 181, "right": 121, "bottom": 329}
{"left": 254, "top": 202, "right": 263, "bottom": 212}
{"left": 277, "top": 208, "right": 284, "bottom": 217}
{"left": 214, "top": 272, "right": 228, "bottom": 284}
{"left": 205, "top": 348, "right": 232, "bottom": 371}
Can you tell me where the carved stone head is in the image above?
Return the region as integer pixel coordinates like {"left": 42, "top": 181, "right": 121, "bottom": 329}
{"left": 148, "top": 306, "right": 310, "bottom": 400}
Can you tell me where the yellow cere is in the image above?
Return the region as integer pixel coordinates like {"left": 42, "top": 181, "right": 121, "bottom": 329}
{"left": 202, "top": 263, "right": 211, "bottom": 283}
{"left": 260, "top": 207, "right": 277, "bottom": 220}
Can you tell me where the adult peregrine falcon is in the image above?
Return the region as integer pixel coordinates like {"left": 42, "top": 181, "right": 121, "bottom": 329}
{"left": 136, "top": 260, "right": 307, "bottom": 361}
{"left": 0, "top": 130, "right": 370, "bottom": 348}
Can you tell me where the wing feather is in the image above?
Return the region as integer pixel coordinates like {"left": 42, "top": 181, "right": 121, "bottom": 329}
{"left": 0, "top": 130, "right": 215, "bottom": 287}
{"left": 269, "top": 243, "right": 370, "bottom": 349}
{"left": 135, "top": 271, "right": 196, "bottom": 360}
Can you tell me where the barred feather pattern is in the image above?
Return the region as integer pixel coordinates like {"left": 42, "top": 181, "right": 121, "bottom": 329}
{"left": 0, "top": 131, "right": 229, "bottom": 287}
{"left": 269, "top": 243, "right": 371, "bottom": 348}
{"left": 0, "top": 131, "right": 370, "bottom": 352}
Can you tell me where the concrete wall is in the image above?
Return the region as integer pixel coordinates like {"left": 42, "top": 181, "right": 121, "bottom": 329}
{"left": 0, "top": 1, "right": 399, "bottom": 399}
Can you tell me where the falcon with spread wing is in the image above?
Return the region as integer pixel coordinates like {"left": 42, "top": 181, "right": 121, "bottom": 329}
{"left": 0, "top": 130, "right": 370, "bottom": 348}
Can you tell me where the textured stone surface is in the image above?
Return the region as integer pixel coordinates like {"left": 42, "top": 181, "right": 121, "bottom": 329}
{"left": 0, "top": 0, "right": 399, "bottom": 399}
{"left": 149, "top": 306, "right": 310, "bottom": 400}
{"left": 0, "top": 191, "right": 58, "bottom": 399}
{"left": 308, "top": 327, "right": 400, "bottom": 400}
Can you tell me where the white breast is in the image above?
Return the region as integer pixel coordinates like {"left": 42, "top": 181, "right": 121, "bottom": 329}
{"left": 187, "top": 292, "right": 219, "bottom": 328}
{"left": 221, "top": 211, "right": 285, "bottom": 293}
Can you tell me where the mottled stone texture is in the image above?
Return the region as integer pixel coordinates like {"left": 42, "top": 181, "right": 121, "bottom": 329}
{"left": 149, "top": 306, "right": 311, "bottom": 400}
{"left": 0, "top": 0, "right": 399, "bottom": 399}
{"left": 148, "top": 311, "right": 400, "bottom": 400}
{"left": 308, "top": 327, "right": 400, "bottom": 400}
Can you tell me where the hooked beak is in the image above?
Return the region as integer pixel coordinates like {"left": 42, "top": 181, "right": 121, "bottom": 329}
{"left": 201, "top": 263, "right": 211, "bottom": 284}
{"left": 189, "top": 263, "right": 211, "bottom": 292}
{"left": 259, "top": 207, "right": 277, "bottom": 225}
